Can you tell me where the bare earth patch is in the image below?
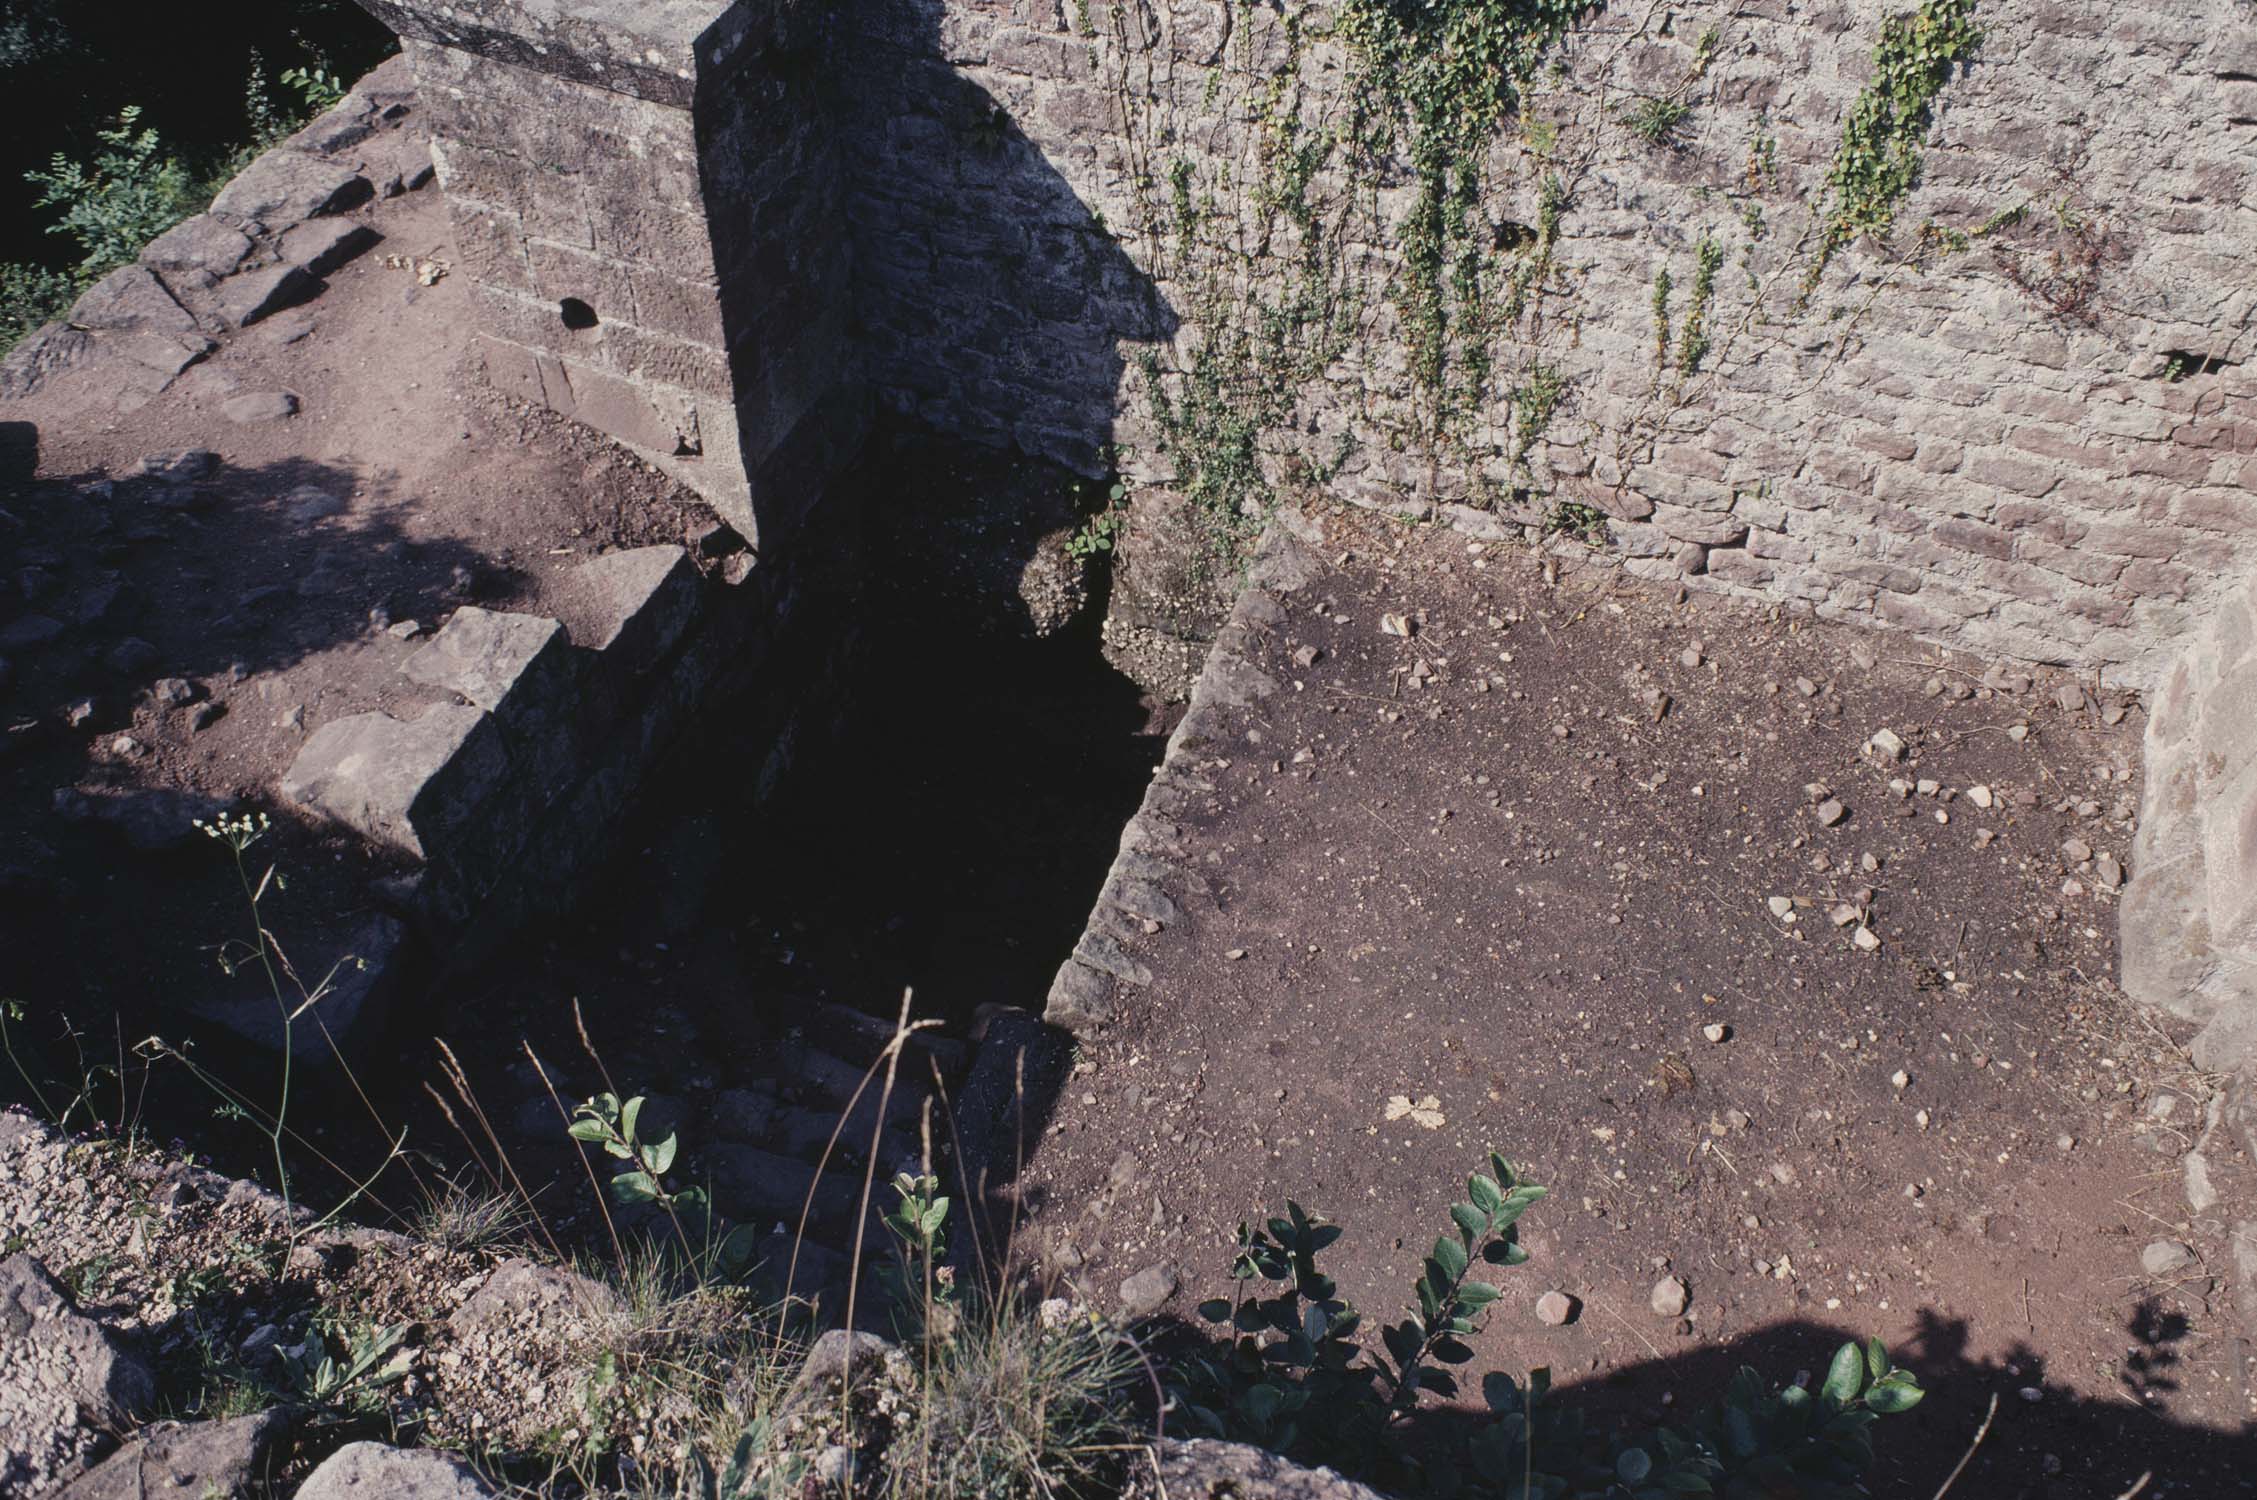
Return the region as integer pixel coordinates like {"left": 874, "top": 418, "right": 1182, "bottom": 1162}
{"left": 1014, "top": 505, "right": 2256, "bottom": 1497}
{"left": 1, "top": 180, "right": 710, "bottom": 1050}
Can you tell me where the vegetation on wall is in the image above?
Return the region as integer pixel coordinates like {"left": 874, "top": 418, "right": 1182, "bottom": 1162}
{"left": 1084, "top": 0, "right": 1989, "bottom": 572}
{"left": 1814, "top": 0, "right": 1984, "bottom": 274}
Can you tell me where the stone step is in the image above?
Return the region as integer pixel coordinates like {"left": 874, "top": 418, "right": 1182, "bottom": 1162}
{"left": 710, "top": 1084, "right": 923, "bottom": 1176}
{"left": 771, "top": 1040, "right": 931, "bottom": 1132}
{"left": 704, "top": 1143, "right": 884, "bottom": 1246}
{"left": 802, "top": 1000, "right": 971, "bottom": 1078}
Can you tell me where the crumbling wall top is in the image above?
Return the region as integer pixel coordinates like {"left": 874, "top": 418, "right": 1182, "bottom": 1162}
{"left": 354, "top": 0, "right": 800, "bottom": 105}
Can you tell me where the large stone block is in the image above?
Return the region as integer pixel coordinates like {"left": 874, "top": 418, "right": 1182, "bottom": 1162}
{"left": 2205, "top": 758, "right": 2257, "bottom": 950}
{"left": 280, "top": 703, "right": 507, "bottom": 862}
{"left": 559, "top": 546, "right": 699, "bottom": 674}
{"left": 0, "top": 1254, "right": 154, "bottom": 1497}
{"left": 404, "top": 606, "right": 581, "bottom": 800}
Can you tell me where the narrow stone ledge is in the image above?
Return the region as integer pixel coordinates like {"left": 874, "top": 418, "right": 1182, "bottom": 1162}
{"left": 1040, "top": 509, "right": 1322, "bottom": 1032}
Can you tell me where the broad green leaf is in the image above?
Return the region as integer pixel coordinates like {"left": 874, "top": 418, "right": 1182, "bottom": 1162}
{"left": 1864, "top": 1337, "right": 1888, "bottom": 1381}
{"left": 1468, "top": 1174, "right": 1503, "bottom": 1212}
{"left": 1243, "top": 1383, "right": 1283, "bottom": 1425}
{"left": 1451, "top": 1202, "right": 1488, "bottom": 1242}
{"left": 1865, "top": 1377, "right": 1924, "bottom": 1413}
{"left": 566, "top": 1118, "right": 609, "bottom": 1144}
{"left": 1433, "top": 1234, "right": 1470, "bottom": 1281}
{"left": 646, "top": 1132, "right": 678, "bottom": 1176}
{"left": 609, "top": 1171, "right": 657, "bottom": 1205}
{"left": 1821, "top": 1341, "right": 1865, "bottom": 1406}
{"left": 1457, "top": 1280, "right": 1500, "bottom": 1310}
{"left": 621, "top": 1095, "right": 644, "bottom": 1142}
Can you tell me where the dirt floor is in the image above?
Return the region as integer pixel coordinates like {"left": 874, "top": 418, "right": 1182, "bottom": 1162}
{"left": 0, "top": 178, "right": 1178, "bottom": 1291}
{"left": 0, "top": 181, "right": 711, "bottom": 1054}
{"left": 1012, "top": 505, "right": 2256, "bottom": 1498}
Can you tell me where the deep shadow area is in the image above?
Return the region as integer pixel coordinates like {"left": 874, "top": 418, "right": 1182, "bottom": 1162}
{"left": 628, "top": 427, "right": 1174, "bottom": 1033}
{"left": 1137, "top": 1304, "right": 2253, "bottom": 1499}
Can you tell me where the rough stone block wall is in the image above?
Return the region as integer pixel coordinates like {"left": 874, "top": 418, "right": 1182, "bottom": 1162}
{"left": 846, "top": 0, "right": 2256, "bottom": 681}
{"left": 377, "top": 1, "right": 857, "bottom": 546}
{"left": 2124, "top": 574, "right": 2257, "bottom": 1076}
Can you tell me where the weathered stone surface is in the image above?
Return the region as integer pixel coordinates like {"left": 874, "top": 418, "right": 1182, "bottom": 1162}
{"left": 559, "top": 546, "right": 699, "bottom": 672}
{"left": 210, "top": 262, "right": 320, "bottom": 329}
{"left": 0, "top": 1253, "right": 155, "bottom": 1497}
{"left": 404, "top": 607, "right": 572, "bottom": 713}
{"left": 1118, "top": 1262, "right": 1177, "bottom": 1317}
{"left": 295, "top": 1442, "right": 495, "bottom": 1500}
{"left": 1149, "top": 1439, "right": 1389, "bottom": 1500}
{"left": 280, "top": 217, "right": 382, "bottom": 275}
{"left": 2124, "top": 574, "right": 2257, "bottom": 1076}
{"left": 51, "top": 786, "right": 228, "bottom": 852}
{"left": 449, "top": 1259, "right": 622, "bottom": 1339}
{"left": 69, "top": 265, "right": 199, "bottom": 336}
{"left": 223, "top": 390, "right": 299, "bottom": 423}
{"left": 53, "top": 1411, "right": 292, "bottom": 1500}
{"left": 281, "top": 703, "right": 507, "bottom": 860}
{"left": 208, "top": 148, "right": 371, "bottom": 231}
{"left": 0, "top": 324, "right": 98, "bottom": 398}
{"left": 139, "top": 215, "right": 255, "bottom": 278}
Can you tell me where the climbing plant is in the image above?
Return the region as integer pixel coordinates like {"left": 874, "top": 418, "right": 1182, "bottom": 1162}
{"left": 1082, "top": 0, "right": 1987, "bottom": 570}
{"left": 1817, "top": 0, "right": 1984, "bottom": 267}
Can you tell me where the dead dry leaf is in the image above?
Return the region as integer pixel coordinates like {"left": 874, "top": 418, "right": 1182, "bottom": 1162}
{"left": 1384, "top": 1093, "right": 1446, "bottom": 1129}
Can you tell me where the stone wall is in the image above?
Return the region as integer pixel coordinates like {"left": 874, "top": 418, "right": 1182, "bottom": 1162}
{"left": 2124, "top": 574, "right": 2257, "bottom": 1080}
{"left": 368, "top": 0, "right": 859, "bottom": 547}
{"left": 843, "top": 0, "right": 2256, "bottom": 682}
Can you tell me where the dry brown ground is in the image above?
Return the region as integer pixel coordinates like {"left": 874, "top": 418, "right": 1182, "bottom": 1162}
{"left": 1014, "top": 505, "right": 2256, "bottom": 1499}
{"left": 1, "top": 182, "right": 707, "bottom": 1045}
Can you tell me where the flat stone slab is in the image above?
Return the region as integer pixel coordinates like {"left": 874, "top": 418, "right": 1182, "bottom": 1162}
{"left": 280, "top": 703, "right": 506, "bottom": 861}
{"left": 403, "top": 607, "right": 571, "bottom": 712}
{"left": 139, "top": 214, "right": 254, "bottom": 278}
{"left": 559, "top": 546, "right": 699, "bottom": 673}
{"left": 67, "top": 266, "right": 197, "bottom": 335}
{"left": 208, "top": 148, "right": 371, "bottom": 232}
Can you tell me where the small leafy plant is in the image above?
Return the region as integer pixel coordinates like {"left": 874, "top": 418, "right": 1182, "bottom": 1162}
{"left": 1541, "top": 500, "right": 1609, "bottom": 546}
{"left": 879, "top": 1171, "right": 956, "bottom": 1330}
{"left": 1174, "top": 1152, "right": 1926, "bottom": 1497}
{"left": 1065, "top": 478, "right": 1131, "bottom": 560}
{"left": 1622, "top": 96, "right": 1690, "bottom": 149}
{"left": 569, "top": 1091, "right": 760, "bottom": 1278}
{"left": 1173, "top": 1153, "right": 1545, "bottom": 1474}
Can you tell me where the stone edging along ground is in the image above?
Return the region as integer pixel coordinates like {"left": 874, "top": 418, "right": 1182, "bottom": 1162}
{"left": 1041, "top": 507, "right": 1327, "bottom": 1032}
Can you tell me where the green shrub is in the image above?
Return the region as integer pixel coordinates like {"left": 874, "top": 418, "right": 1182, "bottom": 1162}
{"left": 0, "top": 260, "right": 77, "bottom": 346}
{"left": 1172, "top": 1152, "right": 1925, "bottom": 1497}
{"left": 27, "top": 107, "right": 200, "bottom": 280}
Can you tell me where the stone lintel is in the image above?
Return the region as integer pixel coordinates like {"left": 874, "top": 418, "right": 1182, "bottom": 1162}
{"left": 353, "top": 0, "right": 801, "bottom": 107}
